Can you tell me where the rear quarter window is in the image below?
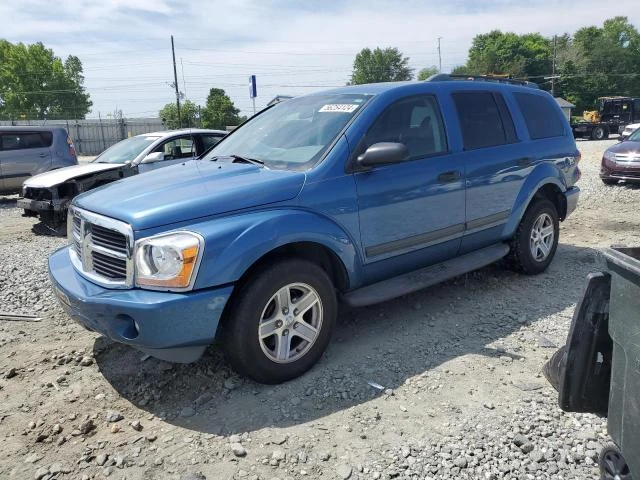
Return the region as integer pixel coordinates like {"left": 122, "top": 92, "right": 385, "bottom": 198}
{"left": 0, "top": 132, "right": 53, "bottom": 150}
{"left": 513, "top": 93, "right": 565, "bottom": 140}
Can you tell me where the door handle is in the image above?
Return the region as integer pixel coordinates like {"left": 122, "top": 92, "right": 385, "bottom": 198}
{"left": 39, "top": 153, "right": 47, "bottom": 158}
{"left": 437, "top": 171, "right": 461, "bottom": 183}
{"left": 516, "top": 157, "right": 532, "bottom": 167}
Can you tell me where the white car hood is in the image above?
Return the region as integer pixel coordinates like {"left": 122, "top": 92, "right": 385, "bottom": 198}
{"left": 23, "top": 163, "right": 124, "bottom": 188}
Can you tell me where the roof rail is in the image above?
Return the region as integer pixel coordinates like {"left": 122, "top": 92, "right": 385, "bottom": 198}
{"left": 426, "top": 73, "right": 539, "bottom": 89}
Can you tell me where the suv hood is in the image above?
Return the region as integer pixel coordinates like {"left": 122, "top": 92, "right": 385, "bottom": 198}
{"left": 74, "top": 160, "right": 305, "bottom": 230}
{"left": 24, "top": 163, "right": 124, "bottom": 188}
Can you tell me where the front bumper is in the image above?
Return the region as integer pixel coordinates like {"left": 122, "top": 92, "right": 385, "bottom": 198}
{"left": 564, "top": 186, "right": 580, "bottom": 218}
{"left": 601, "top": 156, "right": 640, "bottom": 182}
{"left": 48, "top": 247, "right": 233, "bottom": 363}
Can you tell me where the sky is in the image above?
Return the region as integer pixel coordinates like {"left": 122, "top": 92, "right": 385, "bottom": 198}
{"left": 2, "top": 0, "right": 639, "bottom": 119}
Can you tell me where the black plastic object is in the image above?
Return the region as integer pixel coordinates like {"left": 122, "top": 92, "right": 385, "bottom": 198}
{"left": 543, "top": 271, "right": 613, "bottom": 415}
{"left": 599, "top": 444, "right": 632, "bottom": 480}
{"left": 603, "top": 246, "right": 640, "bottom": 479}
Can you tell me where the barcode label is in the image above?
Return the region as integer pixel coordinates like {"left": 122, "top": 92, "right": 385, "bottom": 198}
{"left": 319, "top": 104, "right": 359, "bottom": 113}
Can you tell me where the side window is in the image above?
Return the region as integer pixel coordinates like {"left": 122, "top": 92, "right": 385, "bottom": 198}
{"left": 513, "top": 92, "right": 565, "bottom": 140}
{"left": 0, "top": 132, "right": 52, "bottom": 150}
{"left": 452, "top": 92, "right": 510, "bottom": 150}
{"left": 364, "top": 95, "right": 447, "bottom": 159}
{"left": 201, "top": 134, "right": 224, "bottom": 151}
{"left": 155, "top": 137, "right": 195, "bottom": 160}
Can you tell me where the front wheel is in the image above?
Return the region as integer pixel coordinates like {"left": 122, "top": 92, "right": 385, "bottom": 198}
{"left": 592, "top": 126, "right": 607, "bottom": 140}
{"left": 222, "top": 258, "right": 337, "bottom": 384}
{"left": 507, "top": 199, "right": 559, "bottom": 274}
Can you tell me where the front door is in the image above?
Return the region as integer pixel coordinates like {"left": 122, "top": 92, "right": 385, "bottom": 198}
{"left": 354, "top": 95, "right": 465, "bottom": 267}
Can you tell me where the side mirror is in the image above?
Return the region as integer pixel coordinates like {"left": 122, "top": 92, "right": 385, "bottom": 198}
{"left": 357, "top": 142, "right": 409, "bottom": 168}
{"left": 141, "top": 151, "right": 164, "bottom": 164}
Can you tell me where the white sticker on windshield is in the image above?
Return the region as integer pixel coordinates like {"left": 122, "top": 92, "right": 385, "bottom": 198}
{"left": 319, "top": 104, "right": 359, "bottom": 113}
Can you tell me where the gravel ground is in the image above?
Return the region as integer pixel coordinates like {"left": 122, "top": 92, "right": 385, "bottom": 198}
{"left": 0, "top": 139, "right": 639, "bottom": 480}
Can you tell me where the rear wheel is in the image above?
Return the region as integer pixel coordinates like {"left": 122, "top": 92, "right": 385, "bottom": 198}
{"left": 223, "top": 258, "right": 337, "bottom": 384}
{"left": 600, "top": 444, "right": 632, "bottom": 480}
{"left": 592, "top": 126, "right": 607, "bottom": 140}
{"left": 507, "top": 199, "right": 559, "bottom": 274}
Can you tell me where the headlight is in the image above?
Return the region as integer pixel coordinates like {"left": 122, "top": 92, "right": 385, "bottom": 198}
{"left": 135, "top": 231, "right": 204, "bottom": 290}
{"left": 603, "top": 150, "right": 616, "bottom": 162}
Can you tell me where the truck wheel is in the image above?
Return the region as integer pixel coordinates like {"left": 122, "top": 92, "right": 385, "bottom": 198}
{"left": 599, "top": 444, "right": 631, "bottom": 480}
{"left": 223, "top": 258, "right": 337, "bottom": 384}
{"left": 507, "top": 199, "right": 559, "bottom": 275}
{"left": 592, "top": 126, "right": 607, "bottom": 140}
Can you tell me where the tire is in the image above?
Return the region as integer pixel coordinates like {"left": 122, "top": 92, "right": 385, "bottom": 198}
{"left": 507, "top": 199, "right": 559, "bottom": 275}
{"left": 599, "top": 444, "right": 632, "bottom": 480}
{"left": 222, "top": 258, "right": 337, "bottom": 384}
{"left": 602, "top": 178, "right": 618, "bottom": 186}
{"left": 592, "top": 126, "right": 607, "bottom": 140}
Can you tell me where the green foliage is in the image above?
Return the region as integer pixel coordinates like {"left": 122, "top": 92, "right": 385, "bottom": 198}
{"left": 201, "top": 88, "right": 241, "bottom": 130}
{"left": 457, "top": 31, "right": 552, "bottom": 79}
{"left": 453, "top": 17, "right": 640, "bottom": 115}
{"left": 417, "top": 66, "right": 439, "bottom": 81}
{"left": 557, "top": 16, "right": 640, "bottom": 113}
{"left": 350, "top": 47, "right": 413, "bottom": 85}
{"left": 0, "top": 40, "right": 92, "bottom": 120}
{"left": 159, "top": 100, "right": 200, "bottom": 129}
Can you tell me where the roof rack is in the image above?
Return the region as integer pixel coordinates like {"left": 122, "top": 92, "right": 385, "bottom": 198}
{"left": 426, "top": 73, "right": 539, "bottom": 89}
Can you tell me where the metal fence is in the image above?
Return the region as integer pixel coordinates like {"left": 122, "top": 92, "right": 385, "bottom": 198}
{"left": 0, "top": 118, "right": 165, "bottom": 155}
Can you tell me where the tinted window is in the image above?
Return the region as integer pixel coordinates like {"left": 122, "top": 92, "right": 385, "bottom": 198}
{"left": 453, "top": 92, "right": 509, "bottom": 150}
{"left": 514, "top": 92, "right": 565, "bottom": 140}
{"left": 364, "top": 95, "right": 447, "bottom": 159}
{"left": 1, "top": 132, "right": 53, "bottom": 150}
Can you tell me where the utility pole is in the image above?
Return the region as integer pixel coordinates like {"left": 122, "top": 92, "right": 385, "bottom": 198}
{"left": 171, "top": 35, "right": 181, "bottom": 128}
{"left": 437, "top": 37, "right": 442, "bottom": 73}
{"left": 551, "top": 35, "right": 557, "bottom": 97}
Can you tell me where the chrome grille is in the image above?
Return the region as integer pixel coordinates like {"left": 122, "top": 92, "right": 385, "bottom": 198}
{"left": 68, "top": 206, "right": 134, "bottom": 288}
{"left": 614, "top": 152, "right": 640, "bottom": 162}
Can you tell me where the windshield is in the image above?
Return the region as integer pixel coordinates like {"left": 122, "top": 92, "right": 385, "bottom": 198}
{"left": 629, "top": 128, "right": 640, "bottom": 141}
{"left": 204, "top": 94, "right": 370, "bottom": 170}
{"left": 92, "top": 135, "right": 160, "bottom": 164}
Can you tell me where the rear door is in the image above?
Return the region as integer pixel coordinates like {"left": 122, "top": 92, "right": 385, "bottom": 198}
{"left": 452, "top": 91, "right": 525, "bottom": 253}
{"left": 0, "top": 131, "right": 53, "bottom": 191}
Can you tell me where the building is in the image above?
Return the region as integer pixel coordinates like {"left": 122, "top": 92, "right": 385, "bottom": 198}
{"left": 555, "top": 97, "right": 576, "bottom": 122}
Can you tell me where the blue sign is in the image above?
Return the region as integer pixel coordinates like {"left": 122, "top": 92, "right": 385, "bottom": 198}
{"left": 249, "top": 75, "right": 257, "bottom": 98}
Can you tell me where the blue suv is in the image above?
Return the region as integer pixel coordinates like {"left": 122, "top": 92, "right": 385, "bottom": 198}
{"left": 48, "top": 75, "right": 580, "bottom": 383}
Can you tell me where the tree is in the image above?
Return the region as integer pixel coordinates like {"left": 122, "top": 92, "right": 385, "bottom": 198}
{"left": 201, "top": 88, "right": 241, "bottom": 130}
{"left": 417, "top": 66, "right": 439, "bottom": 81}
{"left": 159, "top": 100, "right": 200, "bottom": 129}
{"left": 454, "top": 31, "right": 552, "bottom": 81}
{"left": 350, "top": 47, "right": 413, "bottom": 85}
{"left": 0, "top": 40, "right": 91, "bottom": 120}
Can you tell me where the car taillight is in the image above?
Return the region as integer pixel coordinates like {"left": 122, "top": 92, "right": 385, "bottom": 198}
{"left": 67, "top": 136, "right": 77, "bottom": 158}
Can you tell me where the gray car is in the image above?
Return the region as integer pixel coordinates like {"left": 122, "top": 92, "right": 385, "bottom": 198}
{"left": 18, "top": 128, "right": 226, "bottom": 232}
{"left": 0, "top": 126, "right": 77, "bottom": 195}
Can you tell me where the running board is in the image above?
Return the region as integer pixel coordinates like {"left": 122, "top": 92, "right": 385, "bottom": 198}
{"left": 343, "top": 243, "right": 510, "bottom": 307}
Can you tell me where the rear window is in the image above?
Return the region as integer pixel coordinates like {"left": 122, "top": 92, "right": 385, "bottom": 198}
{"left": 1, "top": 132, "right": 53, "bottom": 150}
{"left": 514, "top": 93, "right": 565, "bottom": 140}
{"left": 452, "top": 92, "right": 514, "bottom": 150}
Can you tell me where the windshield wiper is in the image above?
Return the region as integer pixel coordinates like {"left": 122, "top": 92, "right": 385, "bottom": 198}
{"left": 229, "top": 154, "right": 264, "bottom": 166}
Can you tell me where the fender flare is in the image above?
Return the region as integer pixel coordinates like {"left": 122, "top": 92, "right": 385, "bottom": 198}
{"left": 191, "top": 209, "right": 361, "bottom": 290}
{"left": 503, "top": 163, "right": 566, "bottom": 238}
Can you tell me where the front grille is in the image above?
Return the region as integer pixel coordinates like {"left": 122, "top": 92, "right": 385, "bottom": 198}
{"left": 68, "top": 207, "right": 133, "bottom": 288}
{"left": 614, "top": 152, "right": 640, "bottom": 162}
{"left": 24, "top": 187, "right": 52, "bottom": 201}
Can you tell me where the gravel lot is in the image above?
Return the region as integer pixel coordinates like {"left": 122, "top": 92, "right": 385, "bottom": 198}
{"left": 1, "top": 139, "right": 639, "bottom": 480}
